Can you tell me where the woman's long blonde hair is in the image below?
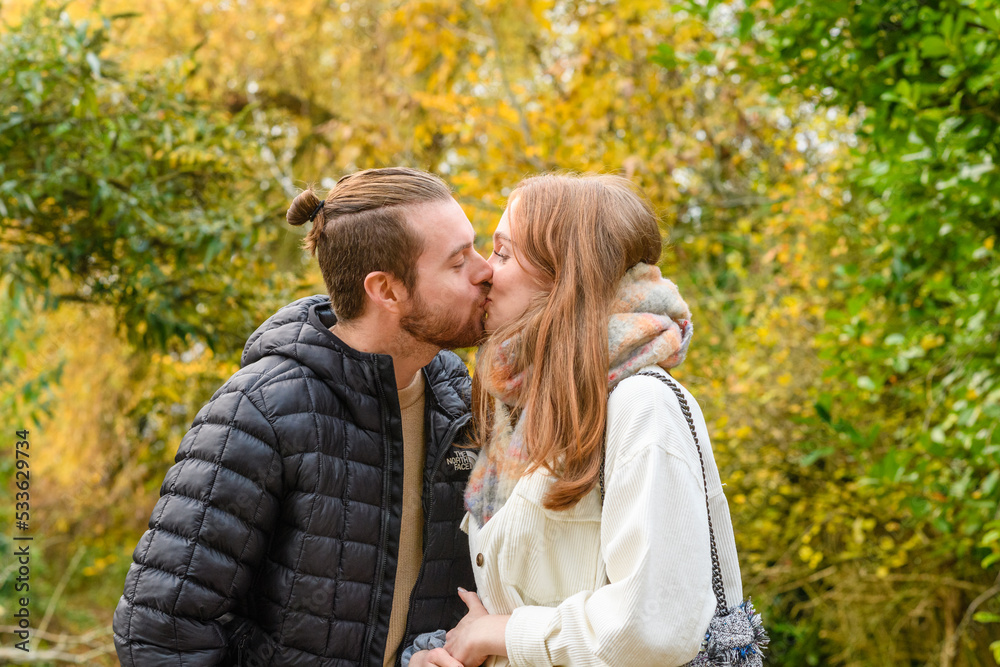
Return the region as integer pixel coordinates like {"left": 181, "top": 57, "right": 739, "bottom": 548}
{"left": 473, "top": 173, "right": 662, "bottom": 511}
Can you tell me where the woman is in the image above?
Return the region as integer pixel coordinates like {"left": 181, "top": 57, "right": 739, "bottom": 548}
{"left": 409, "top": 173, "right": 745, "bottom": 667}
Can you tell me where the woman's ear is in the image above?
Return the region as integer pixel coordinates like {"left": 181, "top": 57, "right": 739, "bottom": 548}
{"left": 362, "top": 271, "right": 410, "bottom": 316}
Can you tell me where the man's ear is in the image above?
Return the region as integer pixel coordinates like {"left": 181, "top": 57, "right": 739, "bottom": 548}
{"left": 362, "top": 271, "right": 410, "bottom": 315}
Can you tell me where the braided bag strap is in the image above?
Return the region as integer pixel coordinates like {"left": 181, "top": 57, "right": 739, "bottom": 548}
{"left": 602, "top": 370, "right": 728, "bottom": 612}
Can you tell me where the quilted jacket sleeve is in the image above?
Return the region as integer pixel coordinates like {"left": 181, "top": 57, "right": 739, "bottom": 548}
{"left": 113, "top": 384, "right": 282, "bottom": 666}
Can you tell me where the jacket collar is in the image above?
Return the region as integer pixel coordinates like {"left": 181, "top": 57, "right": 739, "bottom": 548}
{"left": 242, "top": 295, "right": 470, "bottom": 418}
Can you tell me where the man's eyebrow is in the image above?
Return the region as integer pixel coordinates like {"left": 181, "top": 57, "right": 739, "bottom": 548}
{"left": 447, "top": 241, "right": 473, "bottom": 260}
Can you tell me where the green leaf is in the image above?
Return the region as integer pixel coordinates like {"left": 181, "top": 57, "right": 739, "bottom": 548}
{"left": 738, "top": 12, "right": 755, "bottom": 41}
{"left": 982, "top": 469, "right": 1000, "bottom": 496}
{"left": 846, "top": 294, "right": 868, "bottom": 317}
{"left": 919, "top": 35, "right": 949, "bottom": 58}
{"left": 651, "top": 43, "right": 678, "bottom": 69}
{"left": 901, "top": 147, "right": 933, "bottom": 162}
{"left": 85, "top": 51, "right": 101, "bottom": 78}
{"left": 857, "top": 376, "right": 876, "bottom": 391}
{"left": 800, "top": 446, "right": 835, "bottom": 466}
{"left": 941, "top": 13, "right": 954, "bottom": 42}
{"left": 980, "top": 9, "right": 1000, "bottom": 33}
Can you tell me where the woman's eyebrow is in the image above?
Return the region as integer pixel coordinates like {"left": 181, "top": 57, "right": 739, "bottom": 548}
{"left": 494, "top": 232, "right": 512, "bottom": 245}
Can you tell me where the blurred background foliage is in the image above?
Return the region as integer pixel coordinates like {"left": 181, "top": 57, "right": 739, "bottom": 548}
{"left": 0, "top": 0, "right": 997, "bottom": 664}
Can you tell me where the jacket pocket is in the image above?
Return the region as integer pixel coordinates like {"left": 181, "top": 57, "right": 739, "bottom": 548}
{"left": 218, "top": 613, "right": 253, "bottom": 666}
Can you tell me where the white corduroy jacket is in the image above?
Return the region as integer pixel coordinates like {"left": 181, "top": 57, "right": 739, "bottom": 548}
{"left": 462, "top": 366, "right": 743, "bottom": 667}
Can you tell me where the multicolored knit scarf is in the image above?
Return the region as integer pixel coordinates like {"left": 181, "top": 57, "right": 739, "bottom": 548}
{"left": 464, "top": 263, "right": 693, "bottom": 527}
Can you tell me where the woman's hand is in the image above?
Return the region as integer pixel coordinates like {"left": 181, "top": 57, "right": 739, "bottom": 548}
{"left": 408, "top": 647, "right": 464, "bottom": 667}
{"left": 444, "top": 588, "right": 510, "bottom": 667}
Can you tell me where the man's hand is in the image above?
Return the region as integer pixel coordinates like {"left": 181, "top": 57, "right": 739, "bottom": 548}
{"left": 444, "top": 588, "right": 509, "bottom": 667}
{"left": 408, "top": 647, "right": 464, "bottom": 667}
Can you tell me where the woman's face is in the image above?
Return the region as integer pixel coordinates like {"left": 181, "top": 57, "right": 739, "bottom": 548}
{"left": 485, "top": 199, "right": 552, "bottom": 333}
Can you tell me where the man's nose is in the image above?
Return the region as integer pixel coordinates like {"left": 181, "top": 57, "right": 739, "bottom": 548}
{"left": 473, "top": 251, "right": 493, "bottom": 285}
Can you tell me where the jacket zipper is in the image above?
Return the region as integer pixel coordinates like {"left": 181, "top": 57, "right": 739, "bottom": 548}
{"left": 396, "top": 413, "right": 470, "bottom": 665}
{"left": 362, "top": 359, "right": 395, "bottom": 667}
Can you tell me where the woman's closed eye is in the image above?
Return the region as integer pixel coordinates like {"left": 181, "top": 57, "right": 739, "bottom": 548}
{"left": 491, "top": 243, "right": 511, "bottom": 263}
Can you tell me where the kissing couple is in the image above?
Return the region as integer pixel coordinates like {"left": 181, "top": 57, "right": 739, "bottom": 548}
{"left": 114, "top": 167, "right": 748, "bottom": 667}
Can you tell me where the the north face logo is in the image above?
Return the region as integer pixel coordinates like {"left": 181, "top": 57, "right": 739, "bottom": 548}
{"left": 445, "top": 450, "right": 477, "bottom": 472}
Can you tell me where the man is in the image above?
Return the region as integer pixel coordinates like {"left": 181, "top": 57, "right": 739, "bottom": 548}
{"left": 113, "top": 167, "right": 491, "bottom": 666}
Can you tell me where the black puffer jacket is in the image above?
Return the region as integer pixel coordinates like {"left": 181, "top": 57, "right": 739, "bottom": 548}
{"left": 113, "top": 295, "right": 476, "bottom": 666}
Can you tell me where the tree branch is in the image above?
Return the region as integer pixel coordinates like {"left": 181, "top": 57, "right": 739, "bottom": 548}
{"left": 941, "top": 570, "right": 1000, "bottom": 663}
{"left": 0, "top": 624, "right": 116, "bottom": 664}
{"left": 464, "top": 0, "right": 545, "bottom": 171}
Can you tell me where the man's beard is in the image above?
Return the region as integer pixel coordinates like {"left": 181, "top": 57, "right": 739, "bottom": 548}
{"left": 401, "top": 286, "right": 488, "bottom": 349}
